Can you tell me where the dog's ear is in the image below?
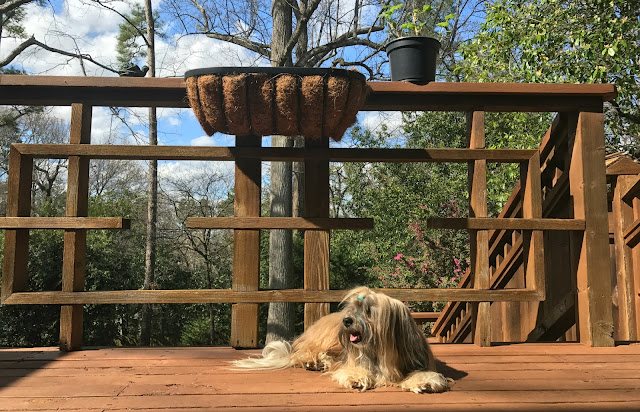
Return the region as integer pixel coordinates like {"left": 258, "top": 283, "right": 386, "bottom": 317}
{"left": 390, "top": 299, "right": 433, "bottom": 373}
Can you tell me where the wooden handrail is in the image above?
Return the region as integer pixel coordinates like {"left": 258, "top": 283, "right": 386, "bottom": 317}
{"left": 4, "top": 288, "right": 542, "bottom": 305}
{"left": 0, "top": 75, "right": 616, "bottom": 111}
{"left": 428, "top": 217, "right": 585, "bottom": 231}
{"left": 187, "top": 217, "right": 373, "bottom": 230}
{"left": 13, "top": 143, "right": 538, "bottom": 163}
{"left": 0, "top": 217, "right": 130, "bottom": 229}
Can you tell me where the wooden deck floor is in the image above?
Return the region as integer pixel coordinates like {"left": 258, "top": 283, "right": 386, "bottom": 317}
{"left": 1, "top": 343, "right": 639, "bottom": 411}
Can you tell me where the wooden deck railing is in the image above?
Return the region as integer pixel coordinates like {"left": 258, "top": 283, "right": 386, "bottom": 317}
{"left": 0, "top": 75, "right": 617, "bottom": 349}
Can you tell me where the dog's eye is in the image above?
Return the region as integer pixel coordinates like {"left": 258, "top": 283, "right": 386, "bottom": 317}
{"left": 365, "top": 306, "right": 371, "bottom": 317}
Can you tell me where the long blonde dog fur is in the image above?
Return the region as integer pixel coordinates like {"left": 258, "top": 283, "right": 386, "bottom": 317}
{"left": 231, "top": 287, "right": 451, "bottom": 393}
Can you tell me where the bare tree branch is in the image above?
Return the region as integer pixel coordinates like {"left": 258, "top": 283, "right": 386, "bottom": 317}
{"left": 203, "top": 32, "right": 270, "bottom": 58}
{"left": 297, "top": 26, "right": 385, "bottom": 67}
{"left": 274, "top": 0, "right": 322, "bottom": 66}
{"left": 0, "top": 35, "right": 119, "bottom": 73}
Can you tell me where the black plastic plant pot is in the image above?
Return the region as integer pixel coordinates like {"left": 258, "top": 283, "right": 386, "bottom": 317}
{"left": 385, "top": 36, "right": 440, "bottom": 84}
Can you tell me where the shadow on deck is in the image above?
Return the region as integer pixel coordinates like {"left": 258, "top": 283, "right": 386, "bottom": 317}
{"left": 1, "top": 343, "right": 639, "bottom": 411}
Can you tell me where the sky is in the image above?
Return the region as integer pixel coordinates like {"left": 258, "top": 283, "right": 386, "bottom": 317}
{"left": 1, "top": 0, "right": 404, "bottom": 180}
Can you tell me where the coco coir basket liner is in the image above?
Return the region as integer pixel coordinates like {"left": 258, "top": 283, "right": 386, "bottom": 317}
{"left": 185, "top": 67, "right": 369, "bottom": 141}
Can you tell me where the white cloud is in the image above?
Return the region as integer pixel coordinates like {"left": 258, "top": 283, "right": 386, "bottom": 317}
{"left": 165, "top": 116, "right": 181, "bottom": 127}
{"left": 158, "top": 160, "right": 235, "bottom": 186}
{"left": 191, "top": 135, "right": 214, "bottom": 146}
{"left": 360, "top": 111, "right": 404, "bottom": 137}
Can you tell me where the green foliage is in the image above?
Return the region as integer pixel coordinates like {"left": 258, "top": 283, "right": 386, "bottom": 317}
{"left": 116, "top": 4, "right": 165, "bottom": 67}
{"left": 379, "top": 1, "right": 455, "bottom": 38}
{"left": 0, "top": 3, "right": 28, "bottom": 41}
{"left": 331, "top": 112, "right": 470, "bottom": 312}
{"left": 456, "top": 0, "right": 640, "bottom": 154}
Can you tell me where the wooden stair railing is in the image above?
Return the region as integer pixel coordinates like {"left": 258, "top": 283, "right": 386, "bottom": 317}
{"left": 611, "top": 168, "right": 640, "bottom": 341}
{"left": 431, "top": 113, "right": 583, "bottom": 343}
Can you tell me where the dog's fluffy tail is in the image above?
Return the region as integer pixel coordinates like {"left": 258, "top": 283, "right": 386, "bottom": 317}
{"left": 230, "top": 340, "right": 293, "bottom": 370}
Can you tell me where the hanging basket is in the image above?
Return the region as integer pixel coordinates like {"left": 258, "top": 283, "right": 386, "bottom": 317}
{"left": 184, "top": 67, "right": 369, "bottom": 142}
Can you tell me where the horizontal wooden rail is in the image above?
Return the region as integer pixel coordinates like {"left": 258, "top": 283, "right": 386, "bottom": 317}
{"left": 428, "top": 217, "right": 585, "bottom": 231}
{"left": 0, "top": 75, "right": 615, "bottom": 112}
{"left": 187, "top": 217, "right": 373, "bottom": 230}
{"left": 14, "top": 144, "right": 536, "bottom": 163}
{"left": 3, "top": 288, "right": 542, "bottom": 305}
{"left": 0, "top": 217, "right": 130, "bottom": 229}
{"left": 411, "top": 312, "right": 442, "bottom": 322}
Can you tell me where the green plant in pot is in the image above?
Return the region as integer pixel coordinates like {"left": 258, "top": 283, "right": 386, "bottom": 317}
{"left": 381, "top": 2, "right": 453, "bottom": 84}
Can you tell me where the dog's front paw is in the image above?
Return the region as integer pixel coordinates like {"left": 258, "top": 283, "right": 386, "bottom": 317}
{"left": 400, "top": 371, "right": 452, "bottom": 394}
{"left": 331, "top": 367, "right": 374, "bottom": 391}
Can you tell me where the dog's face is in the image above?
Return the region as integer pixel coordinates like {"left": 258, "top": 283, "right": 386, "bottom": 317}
{"left": 337, "top": 287, "right": 432, "bottom": 378}
{"left": 338, "top": 287, "right": 376, "bottom": 348}
{"left": 338, "top": 287, "right": 411, "bottom": 350}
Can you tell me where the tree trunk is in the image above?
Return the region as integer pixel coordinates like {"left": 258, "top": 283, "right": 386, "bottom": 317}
{"left": 267, "top": 135, "right": 296, "bottom": 343}
{"left": 292, "top": 136, "right": 305, "bottom": 219}
{"left": 140, "top": 0, "right": 157, "bottom": 346}
{"left": 266, "top": 0, "right": 295, "bottom": 343}
{"left": 293, "top": 2, "right": 307, "bottom": 221}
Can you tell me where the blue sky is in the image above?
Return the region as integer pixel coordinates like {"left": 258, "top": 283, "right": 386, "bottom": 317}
{"left": 1, "top": 0, "right": 405, "bottom": 184}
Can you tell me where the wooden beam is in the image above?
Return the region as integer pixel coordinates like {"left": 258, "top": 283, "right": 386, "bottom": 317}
{"left": 1, "top": 147, "right": 32, "bottom": 304}
{"left": 568, "top": 112, "right": 615, "bottom": 347}
{"left": 3, "top": 288, "right": 543, "bottom": 305}
{"left": 60, "top": 103, "right": 92, "bottom": 352}
{"left": 14, "top": 144, "right": 537, "bottom": 163}
{"left": 325, "top": 148, "right": 536, "bottom": 163}
{"left": 230, "top": 136, "right": 261, "bottom": 348}
{"left": 0, "top": 75, "right": 616, "bottom": 111}
{"left": 0, "top": 217, "right": 130, "bottom": 229}
{"left": 304, "top": 137, "right": 330, "bottom": 329}
{"left": 187, "top": 217, "right": 373, "bottom": 230}
{"left": 467, "top": 111, "right": 491, "bottom": 347}
{"left": 428, "top": 217, "right": 585, "bottom": 231}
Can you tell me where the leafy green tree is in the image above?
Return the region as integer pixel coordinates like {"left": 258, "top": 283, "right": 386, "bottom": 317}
{"left": 331, "top": 113, "right": 470, "bottom": 309}
{"left": 457, "top": 0, "right": 640, "bottom": 154}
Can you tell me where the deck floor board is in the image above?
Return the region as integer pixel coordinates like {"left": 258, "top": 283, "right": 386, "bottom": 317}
{"left": 1, "top": 343, "right": 639, "bottom": 411}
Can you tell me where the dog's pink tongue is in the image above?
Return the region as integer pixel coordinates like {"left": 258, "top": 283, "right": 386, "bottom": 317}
{"left": 350, "top": 334, "right": 358, "bottom": 342}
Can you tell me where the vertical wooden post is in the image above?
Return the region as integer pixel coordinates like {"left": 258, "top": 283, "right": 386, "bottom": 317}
{"left": 1, "top": 147, "right": 32, "bottom": 304}
{"left": 613, "top": 176, "right": 638, "bottom": 341}
{"left": 304, "top": 136, "right": 330, "bottom": 329}
{"left": 467, "top": 111, "right": 491, "bottom": 346}
{"left": 632, "top": 197, "right": 640, "bottom": 338}
{"left": 230, "top": 135, "right": 261, "bottom": 348}
{"left": 60, "top": 103, "right": 92, "bottom": 351}
{"left": 568, "top": 112, "right": 615, "bottom": 347}
{"left": 521, "top": 151, "right": 545, "bottom": 298}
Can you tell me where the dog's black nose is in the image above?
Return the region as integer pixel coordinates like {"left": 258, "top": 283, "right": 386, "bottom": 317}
{"left": 343, "top": 317, "right": 353, "bottom": 327}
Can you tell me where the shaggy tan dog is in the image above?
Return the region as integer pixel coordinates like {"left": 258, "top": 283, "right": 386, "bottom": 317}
{"left": 232, "top": 287, "right": 451, "bottom": 393}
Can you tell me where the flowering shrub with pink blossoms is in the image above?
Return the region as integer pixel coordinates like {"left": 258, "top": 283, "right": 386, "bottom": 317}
{"left": 370, "top": 200, "right": 470, "bottom": 313}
